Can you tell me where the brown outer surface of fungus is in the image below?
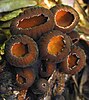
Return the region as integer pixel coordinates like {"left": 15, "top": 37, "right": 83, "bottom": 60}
{"left": 67, "top": 30, "right": 80, "bottom": 44}
{"left": 16, "top": 68, "right": 35, "bottom": 90}
{"left": 38, "top": 30, "right": 72, "bottom": 62}
{"left": 32, "top": 78, "right": 49, "bottom": 94}
{"left": 50, "top": 5, "right": 79, "bottom": 32}
{"left": 10, "top": 7, "right": 54, "bottom": 40}
{"left": 39, "top": 60, "right": 56, "bottom": 78}
{"left": 5, "top": 35, "right": 38, "bottom": 67}
{"left": 60, "top": 46, "right": 86, "bottom": 75}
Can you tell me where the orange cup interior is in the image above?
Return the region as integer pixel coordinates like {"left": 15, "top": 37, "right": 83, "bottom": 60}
{"left": 47, "top": 35, "right": 65, "bottom": 56}
{"left": 17, "top": 14, "right": 48, "bottom": 29}
{"left": 55, "top": 10, "right": 74, "bottom": 27}
{"left": 11, "top": 43, "right": 28, "bottom": 57}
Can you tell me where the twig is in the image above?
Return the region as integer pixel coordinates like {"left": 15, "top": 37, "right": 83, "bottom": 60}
{"left": 72, "top": 75, "right": 84, "bottom": 100}
{"left": 74, "top": 0, "right": 87, "bottom": 17}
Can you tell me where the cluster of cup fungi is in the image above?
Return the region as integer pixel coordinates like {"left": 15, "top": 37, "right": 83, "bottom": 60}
{"left": 4, "top": 4, "right": 86, "bottom": 100}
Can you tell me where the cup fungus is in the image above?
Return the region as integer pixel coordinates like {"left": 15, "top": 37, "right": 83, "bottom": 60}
{"left": 32, "top": 78, "right": 49, "bottom": 94}
{"left": 5, "top": 35, "right": 38, "bottom": 67}
{"left": 51, "top": 5, "right": 79, "bottom": 32}
{"left": 2, "top": 4, "right": 87, "bottom": 99}
{"left": 38, "top": 30, "right": 72, "bottom": 62}
{"left": 39, "top": 60, "right": 56, "bottom": 78}
{"left": 16, "top": 68, "right": 35, "bottom": 90}
{"left": 67, "top": 30, "right": 80, "bottom": 44}
{"left": 60, "top": 46, "right": 86, "bottom": 75}
{"left": 10, "top": 7, "right": 54, "bottom": 40}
